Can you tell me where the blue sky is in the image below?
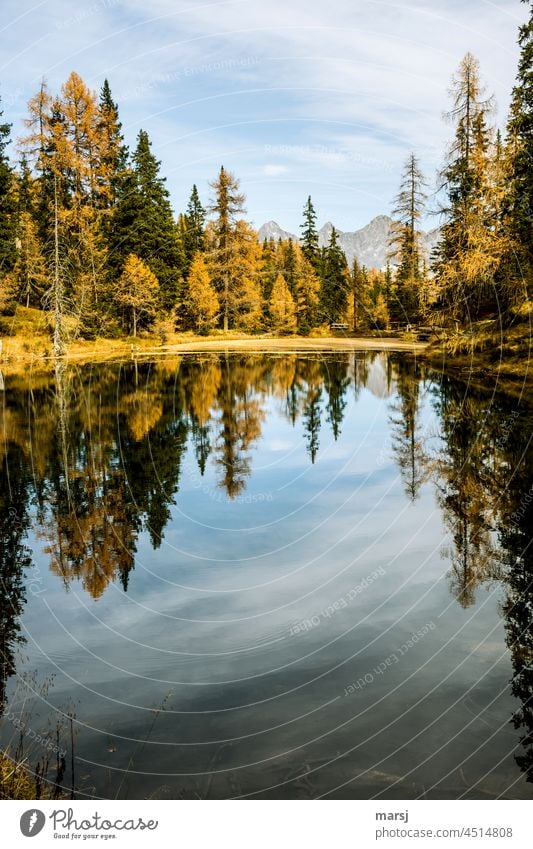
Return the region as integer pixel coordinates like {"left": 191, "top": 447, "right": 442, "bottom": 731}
{"left": 1, "top": 0, "right": 528, "bottom": 232}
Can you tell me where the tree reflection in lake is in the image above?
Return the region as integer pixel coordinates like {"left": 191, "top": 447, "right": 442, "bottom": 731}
{"left": 0, "top": 352, "right": 531, "bottom": 796}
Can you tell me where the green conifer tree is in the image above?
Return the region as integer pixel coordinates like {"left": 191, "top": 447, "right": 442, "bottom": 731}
{"left": 300, "top": 195, "right": 319, "bottom": 269}
{"left": 183, "top": 184, "right": 206, "bottom": 271}
{"left": 389, "top": 153, "right": 427, "bottom": 323}
{"left": 97, "top": 79, "right": 128, "bottom": 209}
{"left": 0, "top": 95, "right": 17, "bottom": 277}
{"left": 319, "top": 227, "right": 349, "bottom": 322}
{"left": 110, "top": 130, "right": 183, "bottom": 310}
{"left": 505, "top": 0, "right": 533, "bottom": 298}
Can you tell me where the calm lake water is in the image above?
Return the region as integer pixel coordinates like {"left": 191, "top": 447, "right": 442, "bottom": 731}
{"left": 1, "top": 351, "right": 532, "bottom": 799}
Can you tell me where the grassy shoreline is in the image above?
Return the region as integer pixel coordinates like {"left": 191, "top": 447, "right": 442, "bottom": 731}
{"left": 0, "top": 306, "right": 428, "bottom": 372}
{"left": 0, "top": 334, "right": 428, "bottom": 378}
{"left": 0, "top": 308, "right": 530, "bottom": 396}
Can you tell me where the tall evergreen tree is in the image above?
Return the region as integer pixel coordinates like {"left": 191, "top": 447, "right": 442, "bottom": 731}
{"left": 0, "top": 95, "right": 17, "bottom": 277}
{"left": 349, "top": 257, "right": 368, "bottom": 332}
{"left": 183, "top": 184, "right": 206, "bottom": 270}
{"left": 319, "top": 227, "right": 349, "bottom": 322}
{"left": 300, "top": 195, "right": 319, "bottom": 269}
{"left": 21, "top": 80, "right": 55, "bottom": 243}
{"left": 97, "top": 79, "right": 127, "bottom": 209}
{"left": 389, "top": 153, "right": 427, "bottom": 323}
{"left": 295, "top": 252, "right": 320, "bottom": 333}
{"left": 259, "top": 236, "right": 278, "bottom": 303}
{"left": 280, "top": 238, "right": 298, "bottom": 299}
{"left": 110, "top": 130, "right": 183, "bottom": 310}
{"left": 504, "top": 0, "right": 533, "bottom": 298}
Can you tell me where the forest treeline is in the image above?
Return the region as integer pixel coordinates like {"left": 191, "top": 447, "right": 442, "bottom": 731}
{"left": 0, "top": 3, "right": 531, "bottom": 343}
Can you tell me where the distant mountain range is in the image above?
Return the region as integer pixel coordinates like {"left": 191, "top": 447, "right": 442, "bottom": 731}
{"left": 257, "top": 215, "right": 440, "bottom": 270}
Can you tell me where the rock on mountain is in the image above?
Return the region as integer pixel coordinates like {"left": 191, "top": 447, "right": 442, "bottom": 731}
{"left": 256, "top": 220, "right": 297, "bottom": 243}
{"left": 257, "top": 215, "right": 439, "bottom": 270}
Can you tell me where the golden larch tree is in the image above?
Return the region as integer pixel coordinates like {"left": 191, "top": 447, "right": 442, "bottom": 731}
{"left": 269, "top": 272, "right": 297, "bottom": 333}
{"left": 115, "top": 253, "right": 160, "bottom": 336}
{"left": 184, "top": 253, "right": 219, "bottom": 332}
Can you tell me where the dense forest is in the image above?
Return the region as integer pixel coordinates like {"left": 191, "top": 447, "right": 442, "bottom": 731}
{"left": 0, "top": 2, "right": 531, "bottom": 347}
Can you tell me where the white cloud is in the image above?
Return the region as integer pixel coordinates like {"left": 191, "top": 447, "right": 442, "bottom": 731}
{"left": 262, "top": 164, "right": 289, "bottom": 176}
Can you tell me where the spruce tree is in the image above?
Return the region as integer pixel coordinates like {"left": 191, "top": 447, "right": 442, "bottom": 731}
{"left": 97, "top": 79, "right": 127, "bottom": 209}
{"left": 505, "top": 0, "right": 533, "bottom": 297}
{"left": 15, "top": 154, "right": 47, "bottom": 309}
{"left": 21, "top": 80, "right": 54, "bottom": 243}
{"left": 280, "top": 238, "right": 298, "bottom": 299}
{"left": 110, "top": 130, "right": 183, "bottom": 310}
{"left": 319, "top": 227, "right": 349, "bottom": 322}
{"left": 350, "top": 257, "right": 367, "bottom": 332}
{"left": 259, "top": 236, "right": 278, "bottom": 303}
{"left": 0, "top": 95, "right": 17, "bottom": 277}
{"left": 183, "top": 184, "right": 206, "bottom": 270}
{"left": 295, "top": 252, "right": 320, "bottom": 333}
{"left": 389, "top": 153, "right": 427, "bottom": 323}
{"left": 300, "top": 195, "right": 319, "bottom": 269}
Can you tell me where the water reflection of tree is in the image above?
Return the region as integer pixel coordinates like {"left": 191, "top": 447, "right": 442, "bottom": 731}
{"left": 389, "top": 358, "right": 430, "bottom": 502}
{"left": 213, "top": 355, "right": 265, "bottom": 497}
{"left": 30, "top": 364, "right": 189, "bottom": 597}
{"left": 39, "top": 366, "right": 136, "bottom": 597}
{"left": 322, "top": 355, "right": 350, "bottom": 440}
{"left": 120, "top": 368, "right": 188, "bottom": 549}
{"left": 432, "top": 380, "right": 500, "bottom": 607}
{"left": 0, "top": 443, "right": 30, "bottom": 712}
{"left": 495, "top": 405, "right": 533, "bottom": 782}
{"left": 182, "top": 356, "right": 221, "bottom": 475}
{"left": 430, "top": 377, "right": 533, "bottom": 783}
{"left": 301, "top": 359, "right": 323, "bottom": 463}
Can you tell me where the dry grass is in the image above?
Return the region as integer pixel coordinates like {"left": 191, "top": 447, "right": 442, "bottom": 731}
{"left": 0, "top": 754, "right": 37, "bottom": 799}
{"left": 421, "top": 308, "right": 533, "bottom": 402}
{"left": 426, "top": 312, "right": 532, "bottom": 370}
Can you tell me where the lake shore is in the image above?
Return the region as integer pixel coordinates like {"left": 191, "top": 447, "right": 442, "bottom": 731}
{"left": 1, "top": 307, "right": 529, "bottom": 394}
{"left": 0, "top": 332, "right": 428, "bottom": 375}
{"left": 131, "top": 336, "right": 429, "bottom": 354}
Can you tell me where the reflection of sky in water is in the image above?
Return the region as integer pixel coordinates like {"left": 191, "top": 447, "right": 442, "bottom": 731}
{"left": 3, "top": 354, "right": 531, "bottom": 799}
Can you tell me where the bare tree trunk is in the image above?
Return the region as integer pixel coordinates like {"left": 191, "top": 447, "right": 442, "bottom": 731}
{"left": 53, "top": 177, "right": 65, "bottom": 358}
{"left": 224, "top": 274, "right": 229, "bottom": 332}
